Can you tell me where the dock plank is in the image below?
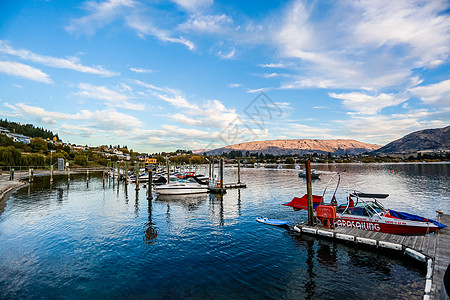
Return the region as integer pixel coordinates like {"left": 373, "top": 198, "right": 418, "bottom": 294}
{"left": 296, "top": 213, "right": 450, "bottom": 300}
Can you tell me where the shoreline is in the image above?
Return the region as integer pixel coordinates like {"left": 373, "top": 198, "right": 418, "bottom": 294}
{"left": 0, "top": 173, "right": 28, "bottom": 203}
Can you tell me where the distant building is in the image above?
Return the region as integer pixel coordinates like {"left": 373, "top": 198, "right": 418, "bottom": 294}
{"left": 7, "top": 133, "right": 31, "bottom": 144}
{"left": 0, "top": 127, "right": 10, "bottom": 134}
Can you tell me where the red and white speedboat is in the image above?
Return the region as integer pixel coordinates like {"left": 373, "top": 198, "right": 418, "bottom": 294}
{"left": 284, "top": 175, "right": 446, "bottom": 235}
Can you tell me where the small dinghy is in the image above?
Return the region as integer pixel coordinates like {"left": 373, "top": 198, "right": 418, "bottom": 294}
{"left": 256, "top": 217, "right": 290, "bottom": 226}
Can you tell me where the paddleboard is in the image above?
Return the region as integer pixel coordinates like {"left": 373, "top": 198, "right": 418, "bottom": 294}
{"left": 256, "top": 217, "right": 290, "bottom": 226}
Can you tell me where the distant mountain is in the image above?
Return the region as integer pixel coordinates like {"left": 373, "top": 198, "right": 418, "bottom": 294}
{"left": 195, "top": 139, "right": 382, "bottom": 156}
{"left": 375, "top": 125, "right": 450, "bottom": 154}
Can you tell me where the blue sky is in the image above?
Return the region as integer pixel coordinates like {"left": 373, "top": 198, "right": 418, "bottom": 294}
{"left": 0, "top": 0, "right": 449, "bottom": 153}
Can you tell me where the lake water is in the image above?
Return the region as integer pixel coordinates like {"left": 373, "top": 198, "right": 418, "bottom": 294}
{"left": 0, "top": 163, "right": 449, "bottom": 299}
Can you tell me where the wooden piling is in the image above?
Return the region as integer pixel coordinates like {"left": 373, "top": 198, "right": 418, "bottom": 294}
{"left": 29, "top": 168, "right": 32, "bottom": 183}
{"left": 50, "top": 165, "right": 53, "bottom": 183}
{"left": 219, "top": 158, "right": 224, "bottom": 188}
{"left": 87, "top": 169, "right": 89, "bottom": 182}
{"left": 305, "top": 160, "right": 314, "bottom": 226}
{"left": 67, "top": 167, "right": 70, "bottom": 183}
{"left": 135, "top": 163, "right": 140, "bottom": 190}
{"left": 166, "top": 160, "right": 170, "bottom": 184}
{"left": 237, "top": 159, "right": 241, "bottom": 184}
{"left": 147, "top": 170, "right": 153, "bottom": 199}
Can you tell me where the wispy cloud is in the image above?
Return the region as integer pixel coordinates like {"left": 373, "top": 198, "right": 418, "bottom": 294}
{"left": 409, "top": 79, "right": 450, "bottom": 106}
{"left": 7, "top": 102, "right": 143, "bottom": 132}
{"left": 0, "top": 61, "right": 52, "bottom": 83}
{"left": 180, "top": 14, "right": 233, "bottom": 34}
{"left": 65, "top": 0, "right": 137, "bottom": 35}
{"left": 0, "top": 40, "right": 118, "bottom": 77}
{"left": 77, "top": 83, "right": 145, "bottom": 111}
{"left": 259, "top": 63, "right": 286, "bottom": 68}
{"left": 228, "top": 83, "right": 242, "bottom": 88}
{"left": 130, "top": 67, "right": 153, "bottom": 73}
{"left": 171, "top": 0, "right": 213, "bottom": 12}
{"left": 329, "top": 92, "right": 408, "bottom": 115}
{"left": 217, "top": 47, "right": 235, "bottom": 59}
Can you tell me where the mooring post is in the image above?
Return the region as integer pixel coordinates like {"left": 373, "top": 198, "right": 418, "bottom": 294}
{"left": 29, "top": 168, "right": 32, "bottom": 183}
{"left": 166, "top": 160, "right": 170, "bottom": 184}
{"left": 208, "top": 159, "right": 212, "bottom": 181}
{"left": 87, "top": 169, "right": 89, "bottom": 183}
{"left": 50, "top": 164, "right": 54, "bottom": 183}
{"left": 135, "top": 162, "right": 140, "bottom": 190}
{"left": 219, "top": 158, "right": 224, "bottom": 189}
{"left": 67, "top": 167, "right": 70, "bottom": 183}
{"left": 125, "top": 162, "right": 129, "bottom": 184}
{"left": 117, "top": 163, "right": 120, "bottom": 184}
{"left": 305, "top": 160, "right": 314, "bottom": 226}
{"left": 237, "top": 159, "right": 241, "bottom": 184}
{"left": 147, "top": 170, "right": 153, "bottom": 199}
{"left": 103, "top": 169, "right": 105, "bottom": 186}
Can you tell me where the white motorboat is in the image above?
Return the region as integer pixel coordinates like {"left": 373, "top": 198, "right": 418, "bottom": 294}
{"left": 155, "top": 182, "right": 209, "bottom": 195}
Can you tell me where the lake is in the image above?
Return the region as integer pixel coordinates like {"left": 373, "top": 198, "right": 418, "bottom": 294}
{"left": 1, "top": 163, "right": 448, "bottom": 299}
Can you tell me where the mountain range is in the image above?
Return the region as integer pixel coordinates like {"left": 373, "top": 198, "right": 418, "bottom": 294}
{"left": 375, "top": 125, "right": 450, "bottom": 154}
{"left": 198, "top": 139, "right": 381, "bottom": 156}
{"left": 195, "top": 125, "right": 449, "bottom": 155}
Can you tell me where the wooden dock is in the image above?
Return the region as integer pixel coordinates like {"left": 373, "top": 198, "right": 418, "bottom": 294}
{"left": 293, "top": 214, "right": 450, "bottom": 300}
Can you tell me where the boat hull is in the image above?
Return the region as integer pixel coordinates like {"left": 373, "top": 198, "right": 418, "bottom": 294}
{"left": 335, "top": 215, "right": 441, "bottom": 234}
{"left": 155, "top": 184, "right": 208, "bottom": 195}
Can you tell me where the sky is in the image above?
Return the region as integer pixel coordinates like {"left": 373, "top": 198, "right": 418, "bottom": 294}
{"left": 0, "top": 0, "right": 449, "bottom": 153}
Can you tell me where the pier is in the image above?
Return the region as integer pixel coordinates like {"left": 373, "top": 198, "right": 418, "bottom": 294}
{"left": 293, "top": 213, "right": 450, "bottom": 300}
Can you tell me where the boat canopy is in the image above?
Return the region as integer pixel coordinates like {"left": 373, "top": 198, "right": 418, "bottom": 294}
{"left": 350, "top": 192, "right": 389, "bottom": 199}
{"left": 389, "top": 210, "right": 447, "bottom": 229}
{"left": 283, "top": 194, "right": 323, "bottom": 210}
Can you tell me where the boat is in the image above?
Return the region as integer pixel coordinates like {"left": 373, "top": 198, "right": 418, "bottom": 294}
{"left": 298, "top": 169, "right": 320, "bottom": 179}
{"left": 155, "top": 176, "right": 209, "bottom": 195}
{"left": 256, "top": 217, "right": 289, "bottom": 226}
{"left": 283, "top": 174, "right": 446, "bottom": 235}
{"left": 155, "top": 182, "right": 209, "bottom": 195}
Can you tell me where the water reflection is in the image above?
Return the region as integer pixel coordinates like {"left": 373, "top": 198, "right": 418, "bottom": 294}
{"left": 143, "top": 199, "right": 157, "bottom": 245}
{"left": 0, "top": 165, "right": 441, "bottom": 299}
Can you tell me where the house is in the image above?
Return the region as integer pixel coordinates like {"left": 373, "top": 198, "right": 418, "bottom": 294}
{"left": 0, "top": 127, "right": 10, "bottom": 134}
{"left": 7, "top": 133, "right": 31, "bottom": 144}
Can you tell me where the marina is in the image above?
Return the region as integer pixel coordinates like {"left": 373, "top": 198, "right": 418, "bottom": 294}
{"left": 0, "top": 163, "right": 448, "bottom": 299}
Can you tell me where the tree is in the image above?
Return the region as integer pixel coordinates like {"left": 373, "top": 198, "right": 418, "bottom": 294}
{"left": 0, "top": 134, "right": 14, "bottom": 147}
{"left": 285, "top": 157, "right": 295, "bottom": 164}
{"left": 30, "top": 138, "right": 48, "bottom": 152}
{"left": 74, "top": 154, "right": 88, "bottom": 166}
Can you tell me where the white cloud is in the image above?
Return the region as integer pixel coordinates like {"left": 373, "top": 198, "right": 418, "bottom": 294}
{"left": 259, "top": 63, "right": 286, "bottom": 68}
{"left": 135, "top": 80, "right": 198, "bottom": 109}
{"left": 264, "top": 73, "right": 279, "bottom": 78}
{"left": 6, "top": 102, "right": 143, "bottom": 136}
{"left": 409, "top": 79, "right": 450, "bottom": 106}
{"left": 67, "top": 0, "right": 195, "bottom": 51}
{"left": 125, "top": 16, "right": 195, "bottom": 50}
{"left": 180, "top": 14, "right": 233, "bottom": 34}
{"left": 0, "top": 61, "right": 52, "bottom": 83}
{"left": 353, "top": 0, "right": 450, "bottom": 68}
{"left": 66, "top": 0, "right": 137, "bottom": 35}
{"left": 340, "top": 110, "right": 447, "bottom": 145}
{"left": 267, "top": 0, "right": 450, "bottom": 92}
{"left": 171, "top": 0, "right": 213, "bottom": 12}
{"left": 228, "top": 83, "right": 242, "bottom": 88}
{"left": 217, "top": 47, "right": 235, "bottom": 59}
{"left": 329, "top": 92, "right": 408, "bottom": 115}
{"left": 77, "top": 83, "right": 145, "bottom": 110}
{"left": 0, "top": 41, "right": 118, "bottom": 77}
{"left": 130, "top": 67, "right": 153, "bottom": 73}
